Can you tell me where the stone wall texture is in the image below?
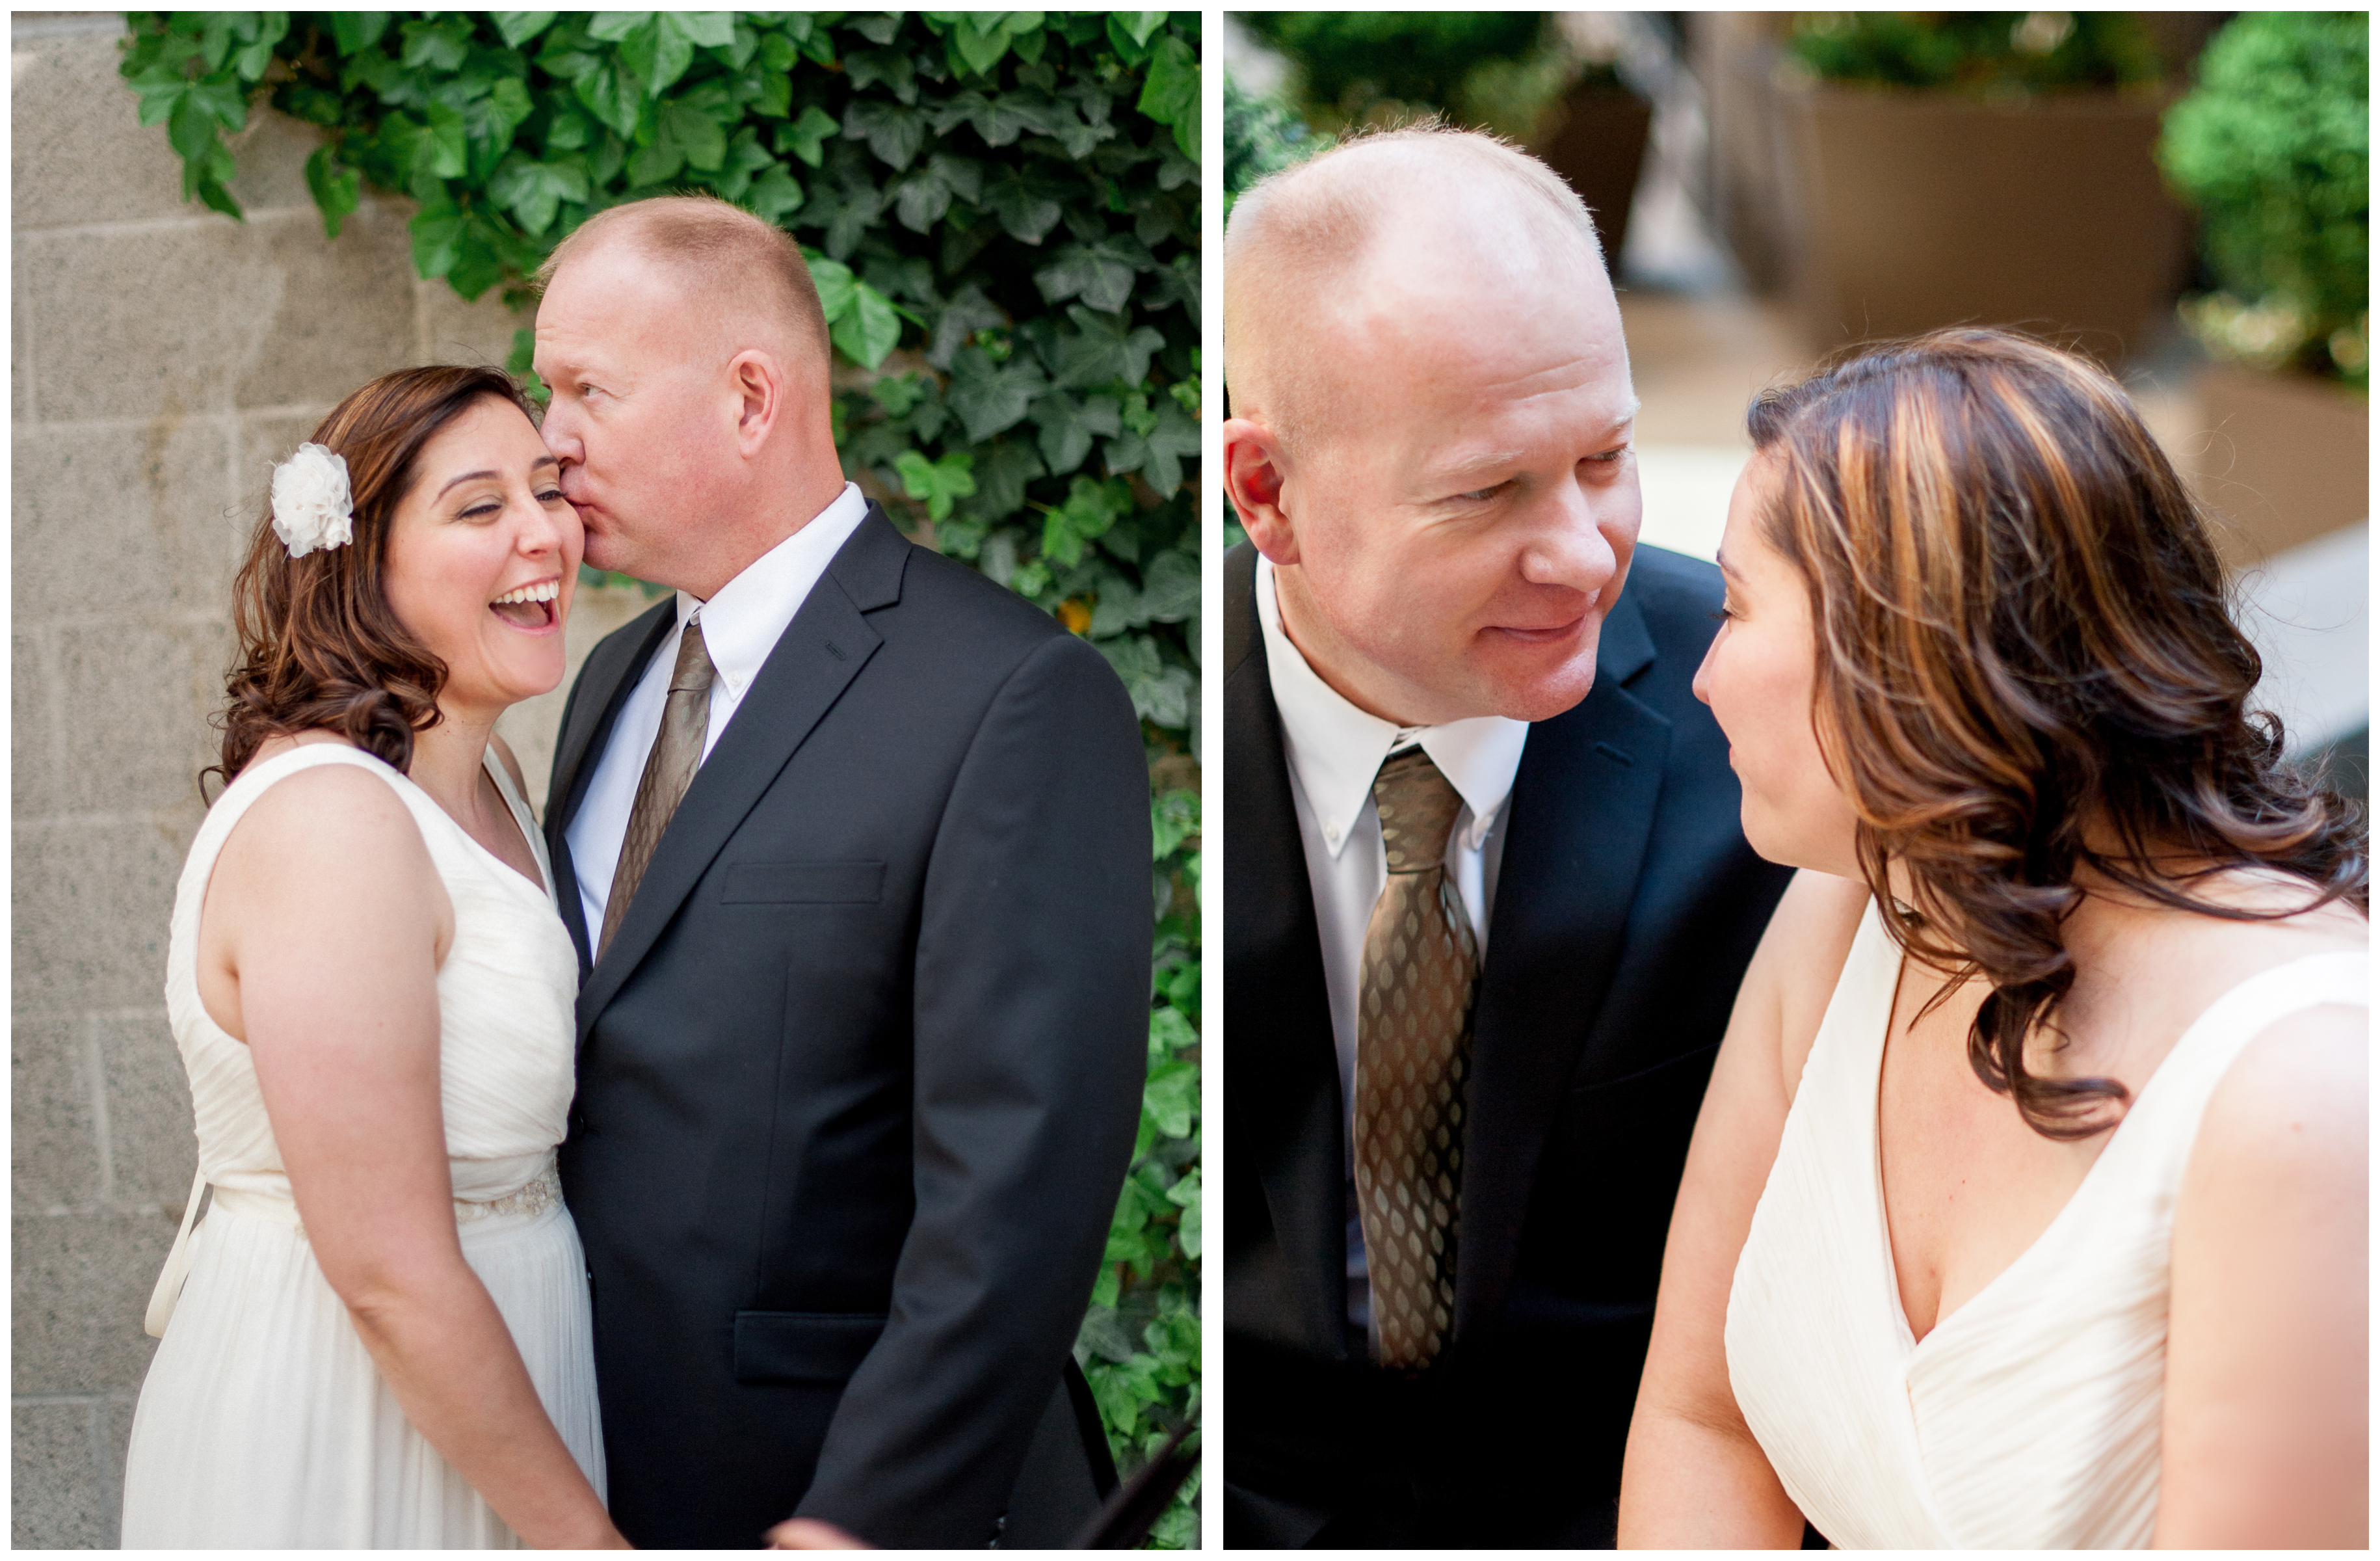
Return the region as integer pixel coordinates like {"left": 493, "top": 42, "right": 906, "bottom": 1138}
{"left": 12, "top": 15, "right": 645, "bottom": 1543}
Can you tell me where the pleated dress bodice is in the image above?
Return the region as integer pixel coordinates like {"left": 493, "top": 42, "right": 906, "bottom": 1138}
{"left": 163, "top": 741, "right": 581, "bottom": 1207}
{"left": 1725, "top": 896, "right": 2367, "bottom": 1549}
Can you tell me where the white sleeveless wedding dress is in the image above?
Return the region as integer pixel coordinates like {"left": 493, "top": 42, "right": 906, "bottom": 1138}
{"left": 120, "top": 743, "right": 605, "bottom": 1549}
{"left": 1726, "top": 896, "right": 2366, "bottom": 1548}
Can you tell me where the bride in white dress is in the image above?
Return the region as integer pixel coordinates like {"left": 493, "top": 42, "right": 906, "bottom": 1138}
{"left": 120, "top": 366, "right": 624, "bottom": 1548}
{"left": 1619, "top": 330, "right": 2366, "bottom": 1549}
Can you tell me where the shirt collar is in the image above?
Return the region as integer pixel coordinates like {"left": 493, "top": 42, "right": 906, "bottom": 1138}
{"left": 674, "top": 482, "right": 869, "bottom": 700}
{"left": 1256, "top": 553, "right": 1529, "bottom": 859}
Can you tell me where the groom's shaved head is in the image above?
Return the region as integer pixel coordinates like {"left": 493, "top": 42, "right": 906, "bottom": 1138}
{"left": 536, "top": 194, "right": 830, "bottom": 391}
{"left": 1224, "top": 126, "right": 1611, "bottom": 457}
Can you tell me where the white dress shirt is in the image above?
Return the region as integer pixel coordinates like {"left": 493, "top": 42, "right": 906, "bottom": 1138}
{"left": 566, "top": 482, "right": 870, "bottom": 943}
{"left": 1255, "top": 554, "right": 1530, "bottom": 1341}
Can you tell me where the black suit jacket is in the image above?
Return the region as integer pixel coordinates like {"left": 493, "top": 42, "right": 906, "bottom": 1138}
{"left": 1221, "top": 541, "right": 1793, "bottom": 1547}
{"left": 548, "top": 507, "right": 1151, "bottom": 1548}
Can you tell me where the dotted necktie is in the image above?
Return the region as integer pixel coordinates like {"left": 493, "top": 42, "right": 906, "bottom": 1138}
{"left": 599, "top": 619, "right": 715, "bottom": 960}
{"left": 1353, "top": 746, "right": 1479, "bottom": 1372}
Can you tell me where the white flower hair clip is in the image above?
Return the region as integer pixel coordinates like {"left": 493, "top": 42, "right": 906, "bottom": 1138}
{"left": 271, "top": 442, "right": 354, "bottom": 557}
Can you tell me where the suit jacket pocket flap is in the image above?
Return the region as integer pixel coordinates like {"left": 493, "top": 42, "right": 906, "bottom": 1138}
{"left": 732, "top": 1311, "right": 888, "bottom": 1384}
{"left": 721, "top": 861, "right": 886, "bottom": 904}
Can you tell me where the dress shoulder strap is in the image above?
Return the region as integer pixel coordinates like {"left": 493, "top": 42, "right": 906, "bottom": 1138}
{"left": 170, "top": 745, "right": 418, "bottom": 959}
{"left": 481, "top": 746, "right": 556, "bottom": 901}
{"left": 2105, "top": 947, "right": 2368, "bottom": 1186}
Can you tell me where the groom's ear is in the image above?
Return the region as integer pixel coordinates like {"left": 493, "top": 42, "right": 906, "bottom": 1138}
{"left": 1223, "top": 417, "right": 1301, "bottom": 565}
{"left": 728, "top": 350, "right": 782, "bottom": 456}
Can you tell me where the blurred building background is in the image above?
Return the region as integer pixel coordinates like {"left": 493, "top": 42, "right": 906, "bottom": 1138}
{"left": 1224, "top": 10, "right": 2367, "bottom": 796}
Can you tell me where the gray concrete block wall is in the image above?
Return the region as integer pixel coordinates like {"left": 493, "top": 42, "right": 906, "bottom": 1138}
{"left": 12, "top": 14, "right": 644, "bottom": 1543}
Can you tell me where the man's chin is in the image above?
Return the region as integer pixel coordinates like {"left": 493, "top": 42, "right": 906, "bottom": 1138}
{"left": 1474, "top": 635, "right": 1603, "bottom": 723}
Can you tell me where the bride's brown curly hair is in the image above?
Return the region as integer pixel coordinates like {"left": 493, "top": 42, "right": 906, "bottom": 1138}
{"left": 211, "top": 364, "right": 540, "bottom": 788}
{"left": 1749, "top": 328, "right": 2366, "bottom": 1139}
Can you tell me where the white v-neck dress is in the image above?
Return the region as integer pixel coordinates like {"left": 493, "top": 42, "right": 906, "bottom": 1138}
{"left": 1725, "top": 896, "right": 2366, "bottom": 1548}
{"left": 120, "top": 743, "right": 604, "bottom": 1548}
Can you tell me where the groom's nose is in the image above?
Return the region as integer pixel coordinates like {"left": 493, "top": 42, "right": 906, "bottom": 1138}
{"left": 540, "top": 403, "right": 585, "bottom": 468}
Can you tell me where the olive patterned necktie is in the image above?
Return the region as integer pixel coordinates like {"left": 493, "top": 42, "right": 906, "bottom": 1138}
{"left": 599, "top": 619, "right": 715, "bottom": 961}
{"left": 1353, "top": 745, "right": 1479, "bottom": 1372}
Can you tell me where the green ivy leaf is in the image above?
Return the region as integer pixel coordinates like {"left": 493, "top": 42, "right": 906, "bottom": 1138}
{"left": 1031, "top": 390, "right": 1122, "bottom": 473}
{"left": 929, "top": 87, "right": 1065, "bottom": 148}
{"left": 980, "top": 167, "right": 1068, "bottom": 245}
{"left": 399, "top": 14, "right": 473, "bottom": 73}
{"left": 491, "top": 12, "right": 556, "bottom": 49}
{"left": 230, "top": 12, "right": 287, "bottom": 81}
{"left": 895, "top": 447, "right": 979, "bottom": 521}
{"left": 303, "top": 143, "right": 362, "bottom": 238}
{"left": 776, "top": 103, "right": 841, "bottom": 168}
{"left": 1045, "top": 305, "right": 1166, "bottom": 390}
{"left": 709, "top": 125, "right": 778, "bottom": 200}
{"left": 843, "top": 98, "right": 925, "bottom": 171}
{"left": 946, "top": 345, "right": 1050, "bottom": 442}
{"left": 488, "top": 149, "right": 588, "bottom": 235}
{"left": 1035, "top": 235, "right": 1156, "bottom": 314}
{"left": 330, "top": 12, "right": 392, "bottom": 55}
{"left": 845, "top": 46, "right": 919, "bottom": 106}
{"left": 831, "top": 282, "right": 905, "bottom": 369}
{"left": 1041, "top": 473, "right": 1130, "bottom": 568}
{"left": 745, "top": 163, "right": 804, "bottom": 222}
{"left": 1138, "top": 33, "right": 1200, "bottom": 161}
{"left": 1103, "top": 397, "right": 1200, "bottom": 498}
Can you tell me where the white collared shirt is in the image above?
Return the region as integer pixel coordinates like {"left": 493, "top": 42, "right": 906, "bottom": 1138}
{"left": 1256, "top": 554, "right": 1530, "bottom": 1341}
{"left": 567, "top": 482, "right": 870, "bottom": 942}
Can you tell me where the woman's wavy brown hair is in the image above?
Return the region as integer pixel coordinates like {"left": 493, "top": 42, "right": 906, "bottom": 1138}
{"left": 211, "top": 364, "right": 539, "bottom": 787}
{"left": 1749, "top": 328, "right": 2366, "bottom": 1139}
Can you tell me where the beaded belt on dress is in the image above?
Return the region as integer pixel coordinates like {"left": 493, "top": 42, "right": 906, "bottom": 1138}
{"left": 145, "top": 1160, "right": 561, "bottom": 1337}
{"left": 206, "top": 1160, "right": 562, "bottom": 1236}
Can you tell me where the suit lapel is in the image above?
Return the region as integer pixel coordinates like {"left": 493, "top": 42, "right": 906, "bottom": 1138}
{"left": 1456, "top": 591, "right": 1672, "bottom": 1333}
{"left": 573, "top": 509, "right": 909, "bottom": 1042}
{"left": 548, "top": 598, "right": 678, "bottom": 972}
{"left": 1221, "top": 545, "right": 1350, "bottom": 1357}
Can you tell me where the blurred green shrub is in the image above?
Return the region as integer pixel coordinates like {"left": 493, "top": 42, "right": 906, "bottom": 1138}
{"left": 1222, "top": 74, "right": 1322, "bottom": 224}
{"left": 1240, "top": 11, "right": 1565, "bottom": 139}
{"left": 1788, "top": 11, "right": 2165, "bottom": 94}
{"left": 2160, "top": 11, "right": 2368, "bottom": 385}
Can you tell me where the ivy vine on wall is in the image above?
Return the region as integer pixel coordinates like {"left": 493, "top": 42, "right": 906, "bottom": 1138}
{"left": 121, "top": 10, "right": 1201, "bottom": 1547}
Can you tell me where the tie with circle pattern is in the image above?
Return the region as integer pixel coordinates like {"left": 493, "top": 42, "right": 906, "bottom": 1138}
{"left": 1354, "top": 745, "right": 1478, "bottom": 1372}
{"left": 598, "top": 618, "right": 715, "bottom": 961}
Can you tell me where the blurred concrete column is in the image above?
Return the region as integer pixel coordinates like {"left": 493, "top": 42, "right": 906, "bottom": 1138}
{"left": 1686, "top": 12, "right": 1795, "bottom": 295}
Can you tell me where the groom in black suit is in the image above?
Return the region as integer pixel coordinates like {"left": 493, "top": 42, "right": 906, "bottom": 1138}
{"left": 1219, "top": 130, "right": 1792, "bottom": 1546}
{"left": 532, "top": 196, "right": 1150, "bottom": 1547}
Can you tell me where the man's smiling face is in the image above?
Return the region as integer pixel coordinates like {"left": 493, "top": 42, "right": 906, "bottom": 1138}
{"left": 1267, "top": 233, "right": 1643, "bottom": 727}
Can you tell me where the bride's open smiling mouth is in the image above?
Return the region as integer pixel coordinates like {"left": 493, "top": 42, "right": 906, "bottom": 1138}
{"left": 489, "top": 577, "right": 561, "bottom": 632}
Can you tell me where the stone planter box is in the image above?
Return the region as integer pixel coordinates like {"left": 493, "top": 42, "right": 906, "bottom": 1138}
{"left": 2191, "top": 364, "right": 2370, "bottom": 568}
{"left": 1533, "top": 82, "right": 1654, "bottom": 263}
{"left": 1777, "top": 82, "right": 2191, "bottom": 361}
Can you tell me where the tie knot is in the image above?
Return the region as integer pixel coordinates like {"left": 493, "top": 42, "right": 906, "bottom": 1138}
{"left": 1373, "top": 747, "right": 1464, "bottom": 874}
{"left": 670, "top": 619, "right": 717, "bottom": 694}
